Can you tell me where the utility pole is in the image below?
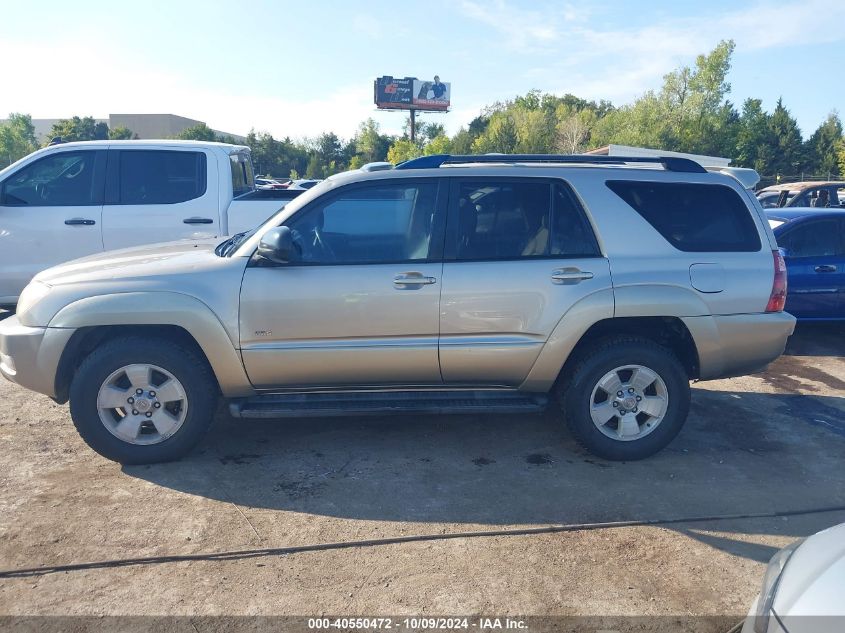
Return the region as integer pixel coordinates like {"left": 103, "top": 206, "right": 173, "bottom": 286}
{"left": 410, "top": 109, "right": 417, "bottom": 143}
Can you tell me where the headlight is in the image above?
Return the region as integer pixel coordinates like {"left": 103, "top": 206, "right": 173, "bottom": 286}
{"left": 16, "top": 280, "right": 52, "bottom": 316}
{"left": 754, "top": 538, "right": 805, "bottom": 633}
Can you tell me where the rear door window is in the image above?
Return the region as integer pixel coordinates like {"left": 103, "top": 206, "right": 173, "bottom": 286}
{"left": 117, "top": 150, "right": 207, "bottom": 205}
{"left": 451, "top": 179, "right": 599, "bottom": 260}
{"left": 606, "top": 181, "right": 761, "bottom": 252}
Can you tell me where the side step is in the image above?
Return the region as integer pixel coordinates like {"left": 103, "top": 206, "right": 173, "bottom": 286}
{"left": 229, "top": 390, "right": 549, "bottom": 419}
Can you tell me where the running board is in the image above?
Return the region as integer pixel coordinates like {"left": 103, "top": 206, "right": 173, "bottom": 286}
{"left": 229, "top": 390, "right": 548, "bottom": 419}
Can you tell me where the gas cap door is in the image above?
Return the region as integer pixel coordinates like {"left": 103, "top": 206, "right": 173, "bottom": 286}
{"left": 689, "top": 263, "right": 725, "bottom": 293}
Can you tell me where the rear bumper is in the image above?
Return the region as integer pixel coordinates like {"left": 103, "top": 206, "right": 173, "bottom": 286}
{"left": 683, "top": 312, "right": 797, "bottom": 380}
{"left": 0, "top": 316, "right": 74, "bottom": 398}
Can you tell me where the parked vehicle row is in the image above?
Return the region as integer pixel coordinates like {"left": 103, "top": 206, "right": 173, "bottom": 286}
{"left": 0, "top": 140, "right": 303, "bottom": 306}
{"left": 757, "top": 181, "right": 845, "bottom": 209}
{"left": 0, "top": 153, "right": 795, "bottom": 465}
{"left": 766, "top": 208, "right": 845, "bottom": 321}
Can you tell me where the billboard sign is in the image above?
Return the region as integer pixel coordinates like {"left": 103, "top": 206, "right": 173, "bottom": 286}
{"left": 374, "top": 76, "right": 450, "bottom": 111}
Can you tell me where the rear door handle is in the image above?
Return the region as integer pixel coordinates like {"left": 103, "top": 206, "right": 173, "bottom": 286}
{"left": 64, "top": 218, "right": 96, "bottom": 226}
{"left": 394, "top": 273, "right": 437, "bottom": 287}
{"left": 814, "top": 265, "right": 837, "bottom": 273}
{"left": 183, "top": 217, "right": 214, "bottom": 225}
{"left": 551, "top": 268, "right": 594, "bottom": 284}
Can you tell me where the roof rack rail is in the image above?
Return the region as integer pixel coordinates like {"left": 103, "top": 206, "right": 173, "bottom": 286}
{"left": 394, "top": 153, "right": 707, "bottom": 174}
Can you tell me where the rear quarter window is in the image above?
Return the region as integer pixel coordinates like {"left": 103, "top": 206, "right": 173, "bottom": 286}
{"left": 606, "top": 181, "right": 761, "bottom": 252}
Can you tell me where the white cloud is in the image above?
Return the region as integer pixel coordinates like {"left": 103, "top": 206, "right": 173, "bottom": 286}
{"left": 457, "top": 0, "right": 588, "bottom": 52}
{"left": 460, "top": 0, "right": 845, "bottom": 106}
{"left": 2, "top": 0, "right": 842, "bottom": 142}
{"left": 0, "top": 37, "right": 385, "bottom": 141}
{"left": 351, "top": 15, "right": 382, "bottom": 39}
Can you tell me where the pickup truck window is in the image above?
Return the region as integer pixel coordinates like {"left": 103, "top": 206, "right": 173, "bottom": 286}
{"left": 230, "top": 152, "right": 254, "bottom": 198}
{"left": 1, "top": 151, "right": 100, "bottom": 207}
{"left": 116, "top": 150, "right": 206, "bottom": 205}
{"left": 285, "top": 182, "right": 439, "bottom": 264}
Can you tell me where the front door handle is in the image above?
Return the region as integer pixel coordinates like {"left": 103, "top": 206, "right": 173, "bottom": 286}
{"left": 64, "top": 218, "right": 96, "bottom": 226}
{"left": 394, "top": 273, "right": 437, "bottom": 288}
{"left": 183, "top": 217, "right": 214, "bottom": 225}
{"left": 814, "top": 264, "right": 837, "bottom": 273}
{"left": 551, "top": 268, "right": 594, "bottom": 284}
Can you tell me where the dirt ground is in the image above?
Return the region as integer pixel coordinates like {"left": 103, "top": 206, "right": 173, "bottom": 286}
{"left": 0, "top": 313, "right": 843, "bottom": 627}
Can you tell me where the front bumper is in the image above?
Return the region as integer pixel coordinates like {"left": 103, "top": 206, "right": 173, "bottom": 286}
{"left": 0, "top": 315, "right": 74, "bottom": 398}
{"left": 684, "top": 311, "right": 797, "bottom": 381}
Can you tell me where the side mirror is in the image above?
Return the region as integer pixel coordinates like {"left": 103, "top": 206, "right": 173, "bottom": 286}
{"left": 257, "top": 226, "right": 297, "bottom": 264}
{"left": 778, "top": 246, "right": 789, "bottom": 259}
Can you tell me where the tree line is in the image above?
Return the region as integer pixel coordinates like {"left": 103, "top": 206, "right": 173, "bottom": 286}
{"left": 2, "top": 40, "right": 843, "bottom": 187}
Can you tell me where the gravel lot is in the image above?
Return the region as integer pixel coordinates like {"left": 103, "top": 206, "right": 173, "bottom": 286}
{"left": 0, "top": 312, "right": 843, "bottom": 628}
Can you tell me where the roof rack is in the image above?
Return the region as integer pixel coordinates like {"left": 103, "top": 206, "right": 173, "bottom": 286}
{"left": 394, "top": 153, "right": 707, "bottom": 174}
{"left": 359, "top": 161, "right": 393, "bottom": 172}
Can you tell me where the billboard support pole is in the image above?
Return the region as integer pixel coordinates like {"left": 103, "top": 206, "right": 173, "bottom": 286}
{"left": 410, "top": 109, "right": 416, "bottom": 143}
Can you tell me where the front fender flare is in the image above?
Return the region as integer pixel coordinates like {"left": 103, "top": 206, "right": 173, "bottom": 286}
{"left": 50, "top": 291, "right": 255, "bottom": 397}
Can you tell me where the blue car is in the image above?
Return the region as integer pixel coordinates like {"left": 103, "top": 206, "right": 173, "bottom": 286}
{"left": 765, "top": 207, "right": 845, "bottom": 320}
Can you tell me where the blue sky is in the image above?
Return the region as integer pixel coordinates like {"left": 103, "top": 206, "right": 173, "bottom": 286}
{"left": 0, "top": 0, "right": 842, "bottom": 142}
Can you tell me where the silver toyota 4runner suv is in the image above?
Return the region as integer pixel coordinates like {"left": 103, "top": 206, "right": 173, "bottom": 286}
{"left": 0, "top": 154, "right": 795, "bottom": 464}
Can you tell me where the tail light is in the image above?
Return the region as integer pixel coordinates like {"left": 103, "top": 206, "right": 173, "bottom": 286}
{"left": 766, "top": 249, "right": 787, "bottom": 312}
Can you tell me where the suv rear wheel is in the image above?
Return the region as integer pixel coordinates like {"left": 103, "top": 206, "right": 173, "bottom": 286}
{"left": 69, "top": 337, "right": 217, "bottom": 464}
{"left": 558, "top": 337, "right": 690, "bottom": 460}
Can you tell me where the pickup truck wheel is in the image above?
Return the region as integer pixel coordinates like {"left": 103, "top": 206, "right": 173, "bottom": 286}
{"left": 558, "top": 337, "right": 690, "bottom": 461}
{"left": 69, "top": 337, "right": 217, "bottom": 464}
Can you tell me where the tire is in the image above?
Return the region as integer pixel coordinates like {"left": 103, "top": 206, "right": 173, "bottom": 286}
{"left": 557, "top": 336, "right": 691, "bottom": 461}
{"left": 69, "top": 336, "right": 218, "bottom": 464}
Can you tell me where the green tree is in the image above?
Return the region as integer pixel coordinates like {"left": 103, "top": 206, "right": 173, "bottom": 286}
{"left": 352, "top": 118, "right": 393, "bottom": 163}
{"left": 838, "top": 139, "right": 845, "bottom": 177}
{"left": 304, "top": 154, "right": 324, "bottom": 179}
{"left": 556, "top": 107, "right": 597, "bottom": 153}
{"left": 767, "top": 98, "right": 804, "bottom": 180}
{"left": 472, "top": 113, "right": 518, "bottom": 153}
{"left": 734, "top": 99, "right": 772, "bottom": 173}
{"left": 246, "top": 130, "right": 308, "bottom": 178}
{"left": 176, "top": 123, "right": 218, "bottom": 141}
{"left": 387, "top": 138, "right": 422, "bottom": 164}
{"left": 108, "top": 126, "right": 135, "bottom": 140}
{"left": 48, "top": 116, "right": 109, "bottom": 142}
{"left": 450, "top": 127, "right": 475, "bottom": 154}
{"left": 0, "top": 113, "right": 38, "bottom": 165}
{"left": 804, "top": 112, "right": 843, "bottom": 178}
{"left": 591, "top": 40, "right": 737, "bottom": 155}
{"left": 423, "top": 134, "right": 451, "bottom": 156}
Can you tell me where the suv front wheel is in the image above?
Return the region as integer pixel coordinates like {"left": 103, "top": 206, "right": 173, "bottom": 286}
{"left": 69, "top": 336, "right": 217, "bottom": 464}
{"left": 558, "top": 337, "right": 691, "bottom": 460}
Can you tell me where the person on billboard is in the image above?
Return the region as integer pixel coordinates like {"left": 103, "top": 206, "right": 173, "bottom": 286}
{"left": 431, "top": 75, "right": 447, "bottom": 100}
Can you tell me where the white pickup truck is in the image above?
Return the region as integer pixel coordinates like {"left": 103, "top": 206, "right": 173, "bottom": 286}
{"left": 0, "top": 140, "right": 301, "bottom": 306}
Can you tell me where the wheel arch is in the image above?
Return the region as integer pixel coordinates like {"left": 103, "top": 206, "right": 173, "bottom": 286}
{"left": 50, "top": 292, "right": 255, "bottom": 402}
{"left": 522, "top": 313, "right": 700, "bottom": 393}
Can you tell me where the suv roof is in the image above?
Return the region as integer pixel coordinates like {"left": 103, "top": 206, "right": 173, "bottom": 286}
{"left": 395, "top": 153, "right": 707, "bottom": 173}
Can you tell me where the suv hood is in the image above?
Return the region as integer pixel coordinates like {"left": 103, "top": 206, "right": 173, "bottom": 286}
{"left": 19, "top": 239, "right": 250, "bottom": 328}
{"left": 34, "top": 239, "right": 225, "bottom": 286}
